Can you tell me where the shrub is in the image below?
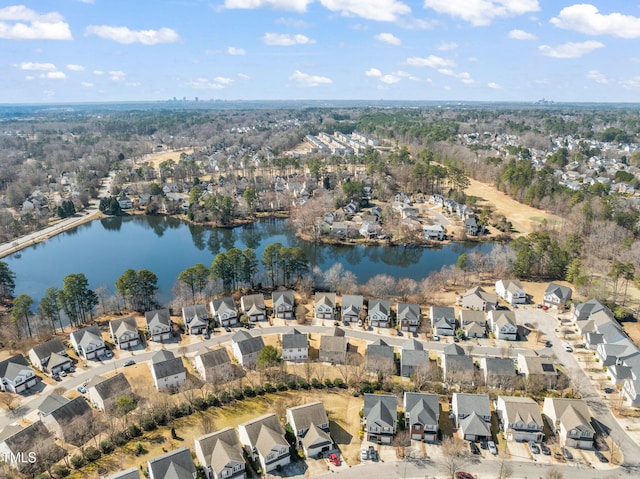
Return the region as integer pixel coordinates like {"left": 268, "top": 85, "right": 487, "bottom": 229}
{"left": 179, "top": 402, "right": 192, "bottom": 416}
{"left": 193, "top": 397, "right": 208, "bottom": 410}
{"left": 232, "top": 388, "right": 244, "bottom": 400}
{"left": 287, "top": 379, "right": 298, "bottom": 390}
{"left": 153, "top": 411, "right": 168, "bottom": 425}
{"left": 264, "top": 382, "right": 276, "bottom": 393}
{"left": 276, "top": 382, "right": 288, "bottom": 391}
{"left": 254, "top": 385, "right": 265, "bottom": 395}
{"left": 70, "top": 454, "right": 84, "bottom": 469}
{"left": 324, "top": 378, "right": 333, "bottom": 388}
{"left": 52, "top": 464, "right": 70, "bottom": 478}
{"left": 333, "top": 378, "right": 345, "bottom": 388}
{"left": 311, "top": 378, "right": 323, "bottom": 389}
{"left": 219, "top": 391, "right": 231, "bottom": 404}
{"left": 360, "top": 382, "right": 375, "bottom": 394}
{"left": 243, "top": 385, "right": 256, "bottom": 397}
{"left": 169, "top": 405, "right": 182, "bottom": 418}
{"left": 99, "top": 439, "right": 114, "bottom": 454}
{"left": 207, "top": 393, "right": 220, "bottom": 406}
{"left": 84, "top": 446, "right": 101, "bottom": 462}
{"left": 141, "top": 415, "right": 157, "bottom": 431}
{"left": 128, "top": 424, "right": 142, "bottom": 438}
{"left": 135, "top": 442, "right": 145, "bottom": 455}
{"left": 299, "top": 380, "right": 309, "bottom": 389}
{"left": 113, "top": 431, "right": 128, "bottom": 446}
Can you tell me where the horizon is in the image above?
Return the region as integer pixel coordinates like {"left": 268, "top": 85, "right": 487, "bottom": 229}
{"left": 1, "top": 2, "right": 640, "bottom": 103}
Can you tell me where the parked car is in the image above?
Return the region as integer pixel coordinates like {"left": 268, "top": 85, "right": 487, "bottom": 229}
{"left": 479, "top": 438, "right": 487, "bottom": 450}
{"left": 469, "top": 442, "right": 480, "bottom": 455}
{"left": 488, "top": 441, "right": 497, "bottom": 455}
{"left": 203, "top": 330, "right": 210, "bottom": 339}
{"left": 455, "top": 473, "right": 474, "bottom": 479}
{"left": 124, "top": 359, "right": 136, "bottom": 367}
{"left": 360, "top": 448, "right": 369, "bottom": 461}
{"left": 368, "top": 445, "right": 377, "bottom": 461}
{"left": 104, "top": 350, "right": 113, "bottom": 358}
{"left": 562, "top": 342, "right": 573, "bottom": 352}
{"left": 561, "top": 447, "right": 573, "bottom": 460}
{"left": 77, "top": 386, "right": 87, "bottom": 394}
{"left": 524, "top": 322, "right": 535, "bottom": 329}
{"left": 328, "top": 453, "right": 341, "bottom": 466}
{"left": 540, "top": 443, "right": 550, "bottom": 455}
{"left": 528, "top": 441, "right": 540, "bottom": 454}
{"left": 432, "top": 335, "right": 440, "bottom": 342}
{"left": 604, "top": 387, "right": 614, "bottom": 394}
{"left": 545, "top": 340, "right": 553, "bottom": 348}
{"left": 595, "top": 451, "right": 609, "bottom": 463}
{"left": 53, "top": 374, "right": 61, "bottom": 382}
{"left": 225, "top": 326, "right": 232, "bottom": 333}
{"left": 59, "top": 371, "right": 67, "bottom": 377}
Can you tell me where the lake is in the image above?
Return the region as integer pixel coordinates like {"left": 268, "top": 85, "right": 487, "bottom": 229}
{"left": 4, "top": 216, "right": 494, "bottom": 304}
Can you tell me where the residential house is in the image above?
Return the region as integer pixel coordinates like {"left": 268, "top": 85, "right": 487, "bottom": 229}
{"left": 240, "top": 294, "right": 266, "bottom": 322}
{"left": 517, "top": 353, "right": 558, "bottom": 390}
{"left": 314, "top": 293, "right": 336, "bottom": 321}
{"left": 403, "top": 392, "right": 439, "bottom": 442}
{"left": 368, "top": 299, "right": 391, "bottom": 328}
{"left": 542, "top": 398, "right": 595, "bottom": 449}
{"left": 363, "top": 393, "right": 397, "bottom": 444}
{"left": 441, "top": 343, "right": 465, "bottom": 360}
{"left": 451, "top": 393, "right": 492, "bottom": 441}
{"left": 117, "top": 195, "right": 133, "bottom": 209}
{"left": 195, "top": 428, "right": 246, "bottom": 479}
{"left": 145, "top": 309, "right": 172, "bottom": 342}
{"left": 28, "top": 339, "right": 72, "bottom": 375}
{"left": 488, "top": 310, "right": 518, "bottom": 341}
{"left": 496, "top": 396, "right": 544, "bottom": 442}
{"left": 464, "top": 216, "right": 481, "bottom": 236}
{"left": 281, "top": 329, "right": 309, "bottom": 361}
{"left": 0, "top": 354, "right": 37, "bottom": 393}
{"left": 400, "top": 339, "right": 429, "bottom": 378}
{"left": 104, "top": 469, "right": 140, "bottom": 479}
{"left": 194, "top": 348, "right": 234, "bottom": 383}
{"left": 238, "top": 414, "right": 290, "bottom": 473}
{"left": 423, "top": 224, "right": 445, "bottom": 241}
{"left": 461, "top": 286, "right": 498, "bottom": 311}
{"left": 209, "top": 297, "right": 238, "bottom": 327}
{"left": 573, "top": 298, "right": 608, "bottom": 322}
{"left": 149, "top": 350, "right": 186, "bottom": 391}
{"left": 622, "top": 379, "right": 640, "bottom": 407}
{"left": 543, "top": 283, "right": 573, "bottom": 309}
{"left": 182, "top": 304, "right": 210, "bottom": 335}
{"left": 341, "top": 295, "right": 363, "bottom": 323}
{"left": 442, "top": 354, "right": 475, "bottom": 386}
{"left": 398, "top": 303, "right": 421, "bottom": 332}
{"left": 430, "top": 306, "right": 456, "bottom": 336}
{"left": 480, "top": 357, "right": 517, "bottom": 389}
{"left": 318, "top": 328, "right": 348, "bottom": 364}
{"left": 272, "top": 291, "right": 295, "bottom": 320}
{"left": 147, "top": 447, "right": 197, "bottom": 479}
{"left": 39, "top": 396, "right": 94, "bottom": 446}
{"left": 109, "top": 316, "right": 140, "bottom": 350}
{"left": 360, "top": 221, "right": 381, "bottom": 239}
{"left": 70, "top": 325, "right": 106, "bottom": 360}
{"left": 495, "top": 279, "right": 527, "bottom": 305}
{"left": 459, "top": 310, "right": 487, "bottom": 338}
{"left": 87, "top": 373, "right": 133, "bottom": 412}
{"left": 231, "top": 330, "right": 265, "bottom": 367}
{"left": 366, "top": 339, "right": 395, "bottom": 372}
{"left": 286, "top": 402, "right": 332, "bottom": 457}
{"left": 0, "top": 421, "right": 65, "bottom": 475}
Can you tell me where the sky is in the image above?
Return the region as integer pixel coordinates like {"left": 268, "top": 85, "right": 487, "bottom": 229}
{"left": 1, "top": 1, "right": 640, "bottom": 103}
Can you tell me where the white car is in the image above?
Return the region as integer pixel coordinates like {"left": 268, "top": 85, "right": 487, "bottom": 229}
{"left": 562, "top": 342, "right": 573, "bottom": 352}
{"left": 488, "top": 440, "right": 497, "bottom": 455}
{"left": 360, "top": 448, "right": 369, "bottom": 460}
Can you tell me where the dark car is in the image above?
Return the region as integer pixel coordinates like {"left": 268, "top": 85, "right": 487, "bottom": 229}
{"left": 225, "top": 326, "right": 231, "bottom": 332}
{"left": 595, "top": 451, "right": 609, "bottom": 463}
{"left": 203, "top": 330, "right": 210, "bottom": 339}
{"left": 528, "top": 441, "right": 540, "bottom": 454}
{"left": 604, "top": 387, "right": 614, "bottom": 394}
{"left": 469, "top": 442, "right": 480, "bottom": 455}
{"left": 524, "top": 322, "right": 535, "bottom": 329}
{"left": 124, "top": 359, "right": 136, "bottom": 367}
{"left": 540, "top": 443, "right": 550, "bottom": 455}
{"left": 562, "top": 447, "right": 573, "bottom": 461}
{"left": 455, "top": 473, "right": 474, "bottom": 479}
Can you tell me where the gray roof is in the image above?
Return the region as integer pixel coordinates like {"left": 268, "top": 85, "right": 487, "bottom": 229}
{"left": 363, "top": 393, "right": 397, "bottom": 429}
{"left": 241, "top": 294, "right": 265, "bottom": 312}
{"left": 71, "top": 325, "right": 104, "bottom": 350}
{"left": 575, "top": 299, "right": 607, "bottom": 318}
{"left": 320, "top": 335, "right": 348, "bottom": 353}
{"left": 443, "top": 344, "right": 465, "bottom": 356}
{"left": 146, "top": 309, "right": 171, "bottom": 328}
{"left": 397, "top": 303, "right": 420, "bottom": 322}
{"left": 482, "top": 357, "right": 516, "bottom": 376}
{"left": 0, "top": 354, "right": 32, "bottom": 381}
{"left": 431, "top": 306, "right": 455, "bottom": 320}
{"left": 369, "top": 299, "right": 390, "bottom": 317}
{"left": 367, "top": 339, "right": 394, "bottom": 361}
{"left": 401, "top": 349, "right": 429, "bottom": 369}
{"left": 444, "top": 355, "right": 474, "bottom": 373}
{"left": 196, "top": 348, "right": 231, "bottom": 368}
{"left": 239, "top": 413, "right": 287, "bottom": 454}
{"left": 210, "top": 297, "right": 236, "bottom": 317}
{"left": 110, "top": 316, "right": 138, "bottom": 338}
{"left": 195, "top": 427, "right": 244, "bottom": 473}
{"left": 30, "top": 338, "right": 67, "bottom": 362}
{"left": 282, "top": 329, "right": 308, "bottom": 350}
{"left": 453, "top": 393, "right": 491, "bottom": 418}
{"left": 91, "top": 373, "right": 132, "bottom": 402}
{"left": 341, "top": 295, "right": 363, "bottom": 314}
{"left": 48, "top": 352, "right": 71, "bottom": 369}
{"left": 404, "top": 392, "right": 439, "bottom": 427}
{"left": 182, "top": 304, "right": 209, "bottom": 328}
{"left": 545, "top": 283, "right": 572, "bottom": 301}
{"left": 38, "top": 395, "right": 71, "bottom": 415}
{"left": 231, "top": 330, "right": 253, "bottom": 343}
{"left": 273, "top": 291, "right": 294, "bottom": 310}
{"left": 151, "top": 357, "right": 186, "bottom": 380}
{"left": 104, "top": 468, "right": 141, "bottom": 479}
{"left": 403, "top": 338, "right": 424, "bottom": 351}
{"left": 152, "top": 349, "right": 176, "bottom": 363}
{"left": 314, "top": 292, "right": 336, "bottom": 309}
{"left": 287, "top": 402, "right": 329, "bottom": 433}
{"left": 459, "top": 310, "right": 485, "bottom": 325}
{"left": 498, "top": 396, "right": 543, "bottom": 427}
{"left": 301, "top": 423, "right": 332, "bottom": 451}
{"left": 147, "top": 447, "right": 197, "bottom": 479}
{"left": 2, "top": 421, "right": 64, "bottom": 462}
{"left": 459, "top": 411, "right": 491, "bottom": 437}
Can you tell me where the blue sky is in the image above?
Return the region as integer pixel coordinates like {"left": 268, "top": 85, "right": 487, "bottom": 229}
{"left": 1, "top": 1, "right": 640, "bottom": 103}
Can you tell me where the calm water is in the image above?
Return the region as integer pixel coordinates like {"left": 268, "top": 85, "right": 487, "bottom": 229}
{"left": 4, "top": 216, "right": 493, "bottom": 305}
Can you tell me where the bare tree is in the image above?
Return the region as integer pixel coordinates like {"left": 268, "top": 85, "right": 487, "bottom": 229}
{"left": 496, "top": 448, "right": 513, "bottom": 479}
{"left": 545, "top": 469, "right": 563, "bottom": 479}
{"left": 440, "top": 437, "right": 472, "bottom": 479}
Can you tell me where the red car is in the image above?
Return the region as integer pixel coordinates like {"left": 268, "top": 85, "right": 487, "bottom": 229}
{"left": 328, "top": 453, "right": 341, "bottom": 466}
{"left": 455, "top": 473, "right": 474, "bottom": 479}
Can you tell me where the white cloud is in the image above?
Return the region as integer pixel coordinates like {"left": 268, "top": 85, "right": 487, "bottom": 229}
{"left": 380, "top": 74, "right": 401, "bottom": 84}
{"left": 0, "top": 5, "right": 72, "bottom": 40}
{"left": 437, "top": 68, "right": 473, "bottom": 83}
{"left": 508, "top": 29, "right": 536, "bottom": 40}
{"left": 214, "top": 76, "right": 234, "bottom": 85}
{"left": 538, "top": 41, "right": 604, "bottom": 58}
{"left": 437, "top": 42, "right": 457, "bottom": 51}
{"left": 40, "top": 71, "right": 66, "bottom": 79}
{"left": 15, "top": 62, "right": 56, "bottom": 71}
{"left": 395, "top": 70, "right": 419, "bottom": 81}
{"left": 227, "top": 46, "right": 246, "bottom": 55}
{"left": 81, "top": 82, "right": 94, "bottom": 88}
{"left": 320, "top": 0, "right": 410, "bottom": 22}
{"left": 275, "top": 17, "right": 310, "bottom": 28}
{"left": 375, "top": 32, "right": 401, "bottom": 45}
{"left": 25, "top": 75, "right": 34, "bottom": 80}
{"left": 126, "top": 82, "right": 141, "bottom": 87}
{"left": 551, "top": 4, "right": 640, "bottom": 39}
{"left": 85, "top": 25, "right": 180, "bottom": 45}
{"left": 108, "top": 70, "right": 126, "bottom": 81}
{"left": 187, "top": 77, "right": 226, "bottom": 89}
{"left": 238, "top": 73, "right": 250, "bottom": 80}
{"left": 78, "top": 0, "right": 95, "bottom": 4}
{"left": 488, "top": 81, "right": 501, "bottom": 89}
{"left": 620, "top": 77, "right": 640, "bottom": 89}
{"left": 423, "top": 0, "right": 540, "bottom": 26}
{"left": 289, "top": 70, "right": 332, "bottom": 87}
{"left": 224, "top": 0, "right": 310, "bottom": 13}
{"left": 262, "top": 32, "right": 315, "bottom": 45}
{"left": 93, "top": 70, "right": 105, "bottom": 75}
{"left": 365, "top": 67, "right": 382, "bottom": 77}
{"left": 66, "top": 64, "right": 85, "bottom": 71}
{"left": 586, "top": 70, "right": 608, "bottom": 84}
{"left": 406, "top": 55, "right": 455, "bottom": 68}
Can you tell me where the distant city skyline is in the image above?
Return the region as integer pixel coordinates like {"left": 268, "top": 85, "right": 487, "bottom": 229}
{"left": 1, "top": 1, "right": 640, "bottom": 104}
